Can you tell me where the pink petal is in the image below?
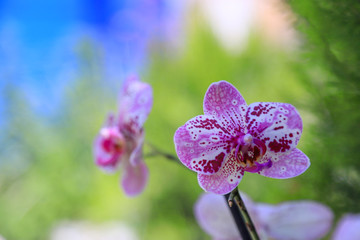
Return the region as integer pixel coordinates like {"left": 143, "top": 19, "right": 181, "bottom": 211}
{"left": 203, "top": 81, "right": 247, "bottom": 136}
{"left": 174, "top": 115, "right": 233, "bottom": 175}
{"left": 129, "top": 131, "right": 145, "bottom": 166}
{"left": 255, "top": 203, "right": 276, "bottom": 222}
{"left": 257, "top": 201, "right": 333, "bottom": 240}
{"left": 246, "top": 102, "right": 302, "bottom": 156}
{"left": 197, "top": 152, "right": 243, "bottom": 194}
{"left": 259, "top": 148, "right": 310, "bottom": 179}
{"left": 118, "top": 76, "right": 153, "bottom": 133}
{"left": 121, "top": 161, "right": 149, "bottom": 197}
{"left": 194, "top": 193, "right": 240, "bottom": 239}
{"left": 332, "top": 214, "right": 360, "bottom": 240}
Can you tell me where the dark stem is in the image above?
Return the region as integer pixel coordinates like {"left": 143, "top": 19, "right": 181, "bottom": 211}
{"left": 224, "top": 193, "right": 252, "bottom": 240}
{"left": 145, "top": 142, "right": 179, "bottom": 162}
{"left": 230, "top": 188, "right": 260, "bottom": 240}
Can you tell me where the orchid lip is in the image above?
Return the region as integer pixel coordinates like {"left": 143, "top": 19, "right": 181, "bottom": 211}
{"left": 100, "top": 127, "right": 126, "bottom": 155}
{"left": 245, "top": 160, "right": 272, "bottom": 173}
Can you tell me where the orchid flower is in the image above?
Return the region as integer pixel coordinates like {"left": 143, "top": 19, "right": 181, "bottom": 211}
{"left": 174, "top": 81, "right": 310, "bottom": 194}
{"left": 194, "top": 192, "right": 333, "bottom": 240}
{"left": 332, "top": 214, "right": 360, "bottom": 240}
{"left": 94, "top": 76, "right": 152, "bottom": 196}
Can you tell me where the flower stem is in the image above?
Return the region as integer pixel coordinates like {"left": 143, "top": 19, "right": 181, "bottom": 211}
{"left": 227, "top": 188, "right": 260, "bottom": 240}
{"left": 224, "top": 193, "right": 252, "bottom": 240}
{"left": 145, "top": 142, "right": 179, "bottom": 162}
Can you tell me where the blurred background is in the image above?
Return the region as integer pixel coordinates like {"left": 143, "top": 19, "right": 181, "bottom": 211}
{"left": 0, "top": 0, "right": 359, "bottom": 239}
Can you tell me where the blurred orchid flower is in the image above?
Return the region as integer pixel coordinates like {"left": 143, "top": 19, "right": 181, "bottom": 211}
{"left": 332, "top": 214, "right": 360, "bottom": 240}
{"left": 256, "top": 202, "right": 333, "bottom": 240}
{"left": 94, "top": 76, "right": 152, "bottom": 196}
{"left": 174, "top": 81, "right": 310, "bottom": 195}
{"left": 194, "top": 192, "right": 333, "bottom": 240}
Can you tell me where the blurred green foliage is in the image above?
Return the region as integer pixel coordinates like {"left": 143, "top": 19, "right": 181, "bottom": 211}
{"left": 0, "top": 1, "right": 360, "bottom": 239}
{"left": 289, "top": 0, "right": 360, "bottom": 217}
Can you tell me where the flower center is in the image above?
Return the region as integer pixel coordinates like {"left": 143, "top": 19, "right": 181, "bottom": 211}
{"left": 101, "top": 128, "right": 126, "bottom": 155}
{"left": 235, "top": 134, "right": 267, "bottom": 170}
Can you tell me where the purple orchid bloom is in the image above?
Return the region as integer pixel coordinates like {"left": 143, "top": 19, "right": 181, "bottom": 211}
{"left": 94, "top": 76, "right": 152, "bottom": 196}
{"left": 174, "top": 81, "right": 310, "bottom": 194}
{"left": 194, "top": 192, "right": 333, "bottom": 240}
{"left": 256, "top": 201, "right": 333, "bottom": 240}
{"left": 332, "top": 214, "right": 360, "bottom": 240}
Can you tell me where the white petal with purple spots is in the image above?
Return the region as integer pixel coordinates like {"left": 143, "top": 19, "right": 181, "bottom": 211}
{"left": 174, "top": 115, "right": 233, "bottom": 175}
{"left": 197, "top": 151, "right": 244, "bottom": 194}
{"left": 203, "top": 81, "right": 247, "bottom": 137}
{"left": 246, "top": 102, "right": 302, "bottom": 156}
{"left": 259, "top": 148, "right": 310, "bottom": 179}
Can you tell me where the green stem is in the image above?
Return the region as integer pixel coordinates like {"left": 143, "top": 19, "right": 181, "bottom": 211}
{"left": 145, "top": 142, "right": 179, "bottom": 163}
